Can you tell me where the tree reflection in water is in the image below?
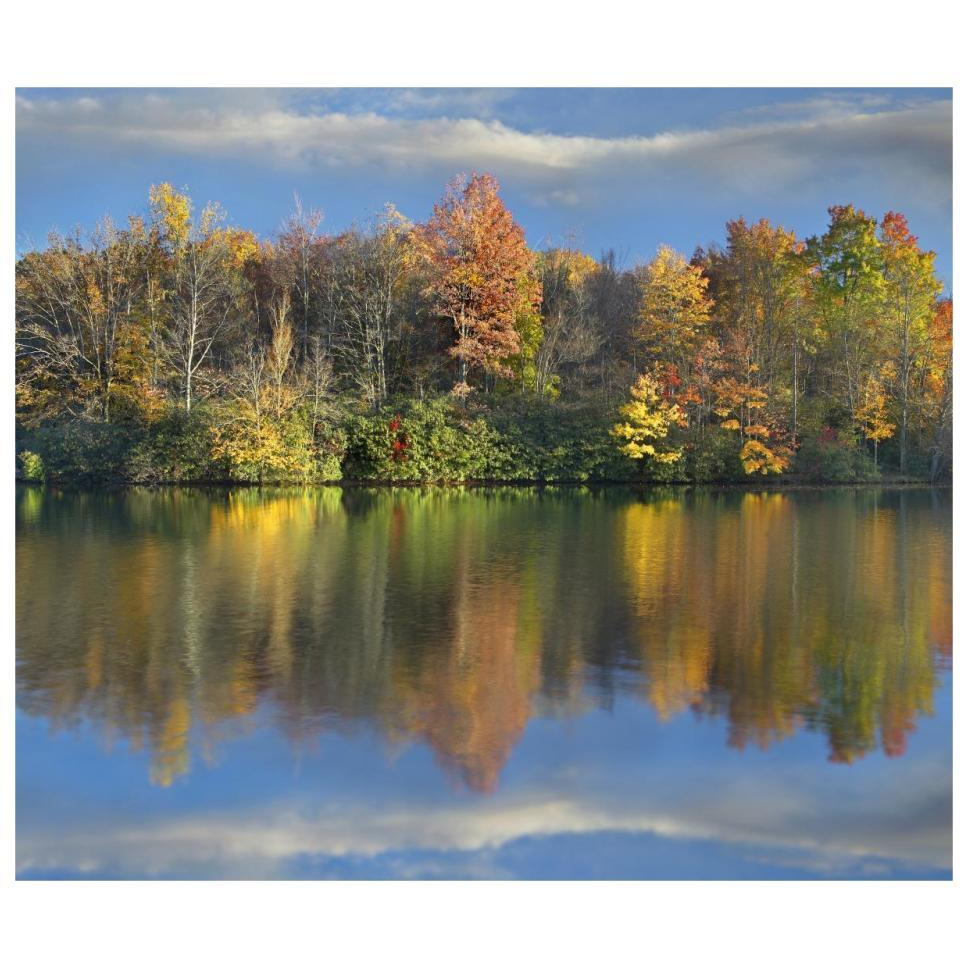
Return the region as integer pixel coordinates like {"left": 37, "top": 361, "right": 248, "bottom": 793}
{"left": 16, "top": 486, "right": 952, "bottom": 790}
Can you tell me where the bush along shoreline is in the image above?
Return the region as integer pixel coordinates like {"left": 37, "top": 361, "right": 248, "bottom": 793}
{"left": 16, "top": 176, "right": 952, "bottom": 488}
{"left": 17, "top": 394, "right": 937, "bottom": 489}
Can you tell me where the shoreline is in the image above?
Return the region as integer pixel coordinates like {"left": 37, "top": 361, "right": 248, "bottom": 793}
{"left": 16, "top": 477, "right": 951, "bottom": 492}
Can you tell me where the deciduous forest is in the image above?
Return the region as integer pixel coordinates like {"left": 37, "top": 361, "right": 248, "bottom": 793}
{"left": 15, "top": 173, "right": 953, "bottom": 485}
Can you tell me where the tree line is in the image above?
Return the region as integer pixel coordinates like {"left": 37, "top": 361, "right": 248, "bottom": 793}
{"left": 15, "top": 173, "right": 953, "bottom": 484}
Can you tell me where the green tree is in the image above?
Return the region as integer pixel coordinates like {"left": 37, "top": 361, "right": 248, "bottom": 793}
{"left": 805, "top": 205, "right": 888, "bottom": 424}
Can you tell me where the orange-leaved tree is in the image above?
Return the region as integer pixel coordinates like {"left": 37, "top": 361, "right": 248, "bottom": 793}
{"left": 413, "top": 173, "right": 539, "bottom": 395}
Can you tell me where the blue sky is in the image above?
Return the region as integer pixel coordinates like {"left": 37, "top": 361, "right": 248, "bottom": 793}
{"left": 17, "top": 686, "right": 952, "bottom": 880}
{"left": 16, "top": 87, "right": 953, "bottom": 283}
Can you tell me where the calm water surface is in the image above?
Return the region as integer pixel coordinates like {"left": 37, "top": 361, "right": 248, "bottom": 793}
{"left": 16, "top": 486, "right": 952, "bottom": 879}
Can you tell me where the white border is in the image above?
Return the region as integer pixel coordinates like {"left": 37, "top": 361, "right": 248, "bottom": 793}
{"left": 2, "top": 2, "right": 957, "bottom": 959}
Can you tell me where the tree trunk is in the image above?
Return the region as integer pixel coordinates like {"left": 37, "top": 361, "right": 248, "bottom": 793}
{"left": 792, "top": 327, "right": 798, "bottom": 443}
{"left": 900, "top": 399, "right": 908, "bottom": 474}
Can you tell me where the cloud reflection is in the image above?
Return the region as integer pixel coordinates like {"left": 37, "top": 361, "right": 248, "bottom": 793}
{"left": 17, "top": 766, "right": 951, "bottom": 879}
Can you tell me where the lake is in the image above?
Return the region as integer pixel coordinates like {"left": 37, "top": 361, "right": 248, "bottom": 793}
{"left": 15, "top": 485, "right": 952, "bottom": 880}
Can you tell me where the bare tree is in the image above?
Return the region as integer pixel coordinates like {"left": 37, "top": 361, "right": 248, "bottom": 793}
{"left": 276, "top": 196, "right": 324, "bottom": 354}
{"left": 330, "top": 207, "right": 412, "bottom": 405}
{"left": 162, "top": 203, "right": 247, "bottom": 415}
{"left": 16, "top": 217, "right": 146, "bottom": 422}
{"left": 534, "top": 247, "right": 601, "bottom": 397}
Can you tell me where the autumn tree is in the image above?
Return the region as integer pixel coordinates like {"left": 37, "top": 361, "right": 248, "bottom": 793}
{"left": 854, "top": 374, "right": 896, "bottom": 466}
{"left": 879, "top": 212, "right": 942, "bottom": 472}
{"left": 713, "top": 374, "right": 791, "bottom": 475}
{"left": 330, "top": 206, "right": 413, "bottom": 405}
{"left": 711, "top": 220, "right": 803, "bottom": 381}
{"left": 504, "top": 269, "right": 546, "bottom": 393}
{"left": 805, "top": 205, "right": 888, "bottom": 422}
{"left": 275, "top": 196, "right": 325, "bottom": 352}
{"left": 210, "top": 309, "right": 312, "bottom": 482}
{"left": 414, "top": 173, "right": 539, "bottom": 394}
{"left": 612, "top": 371, "right": 688, "bottom": 464}
{"left": 151, "top": 183, "right": 251, "bottom": 414}
{"left": 698, "top": 219, "right": 810, "bottom": 439}
{"left": 16, "top": 218, "right": 148, "bottom": 423}
{"left": 633, "top": 245, "right": 713, "bottom": 376}
{"left": 922, "top": 299, "right": 953, "bottom": 480}
{"left": 576, "top": 249, "right": 636, "bottom": 400}
{"left": 534, "top": 247, "right": 600, "bottom": 397}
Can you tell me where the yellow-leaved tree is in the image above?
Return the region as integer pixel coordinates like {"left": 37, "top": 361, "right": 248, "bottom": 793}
{"left": 739, "top": 431, "right": 791, "bottom": 475}
{"left": 635, "top": 245, "right": 713, "bottom": 374}
{"left": 208, "top": 307, "right": 314, "bottom": 483}
{"left": 612, "top": 372, "right": 687, "bottom": 464}
{"left": 855, "top": 373, "right": 896, "bottom": 466}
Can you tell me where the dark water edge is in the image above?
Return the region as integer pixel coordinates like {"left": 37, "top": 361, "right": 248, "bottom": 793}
{"left": 15, "top": 477, "right": 952, "bottom": 492}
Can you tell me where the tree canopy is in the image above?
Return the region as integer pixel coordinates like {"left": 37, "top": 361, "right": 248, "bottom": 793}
{"left": 15, "top": 176, "right": 952, "bottom": 485}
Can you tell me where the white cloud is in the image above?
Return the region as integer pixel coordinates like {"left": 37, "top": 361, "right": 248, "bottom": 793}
{"left": 16, "top": 91, "right": 952, "bottom": 210}
{"left": 17, "top": 769, "right": 950, "bottom": 879}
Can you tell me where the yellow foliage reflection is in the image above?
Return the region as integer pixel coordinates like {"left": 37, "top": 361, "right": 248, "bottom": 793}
{"left": 620, "top": 490, "right": 948, "bottom": 762}
{"left": 16, "top": 487, "right": 951, "bottom": 791}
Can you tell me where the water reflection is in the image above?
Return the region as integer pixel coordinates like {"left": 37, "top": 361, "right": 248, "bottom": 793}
{"left": 16, "top": 486, "right": 951, "bottom": 796}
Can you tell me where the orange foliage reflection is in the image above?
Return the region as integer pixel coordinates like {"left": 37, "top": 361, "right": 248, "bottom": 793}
{"left": 16, "top": 486, "right": 951, "bottom": 790}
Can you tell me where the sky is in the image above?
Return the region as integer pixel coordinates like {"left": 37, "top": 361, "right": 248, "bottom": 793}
{"left": 15, "top": 87, "right": 954, "bottom": 284}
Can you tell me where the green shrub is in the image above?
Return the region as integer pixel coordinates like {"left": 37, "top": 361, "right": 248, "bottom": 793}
{"left": 340, "top": 395, "right": 645, "bottom": 484}
{"left": 17, "top": 450, "right": 45, "bottom": 483}
{"left": 343, "top": 398, "right": 506, "bottom": 482}
{"left": 684, "top": 428, "right": 745, "bottom": 483}
{"left": 28, "top": 420, "right": 142, "bottom": 485}
{"left": 793, "top": 427, "right": 880, "bottom": 482}
{"left": 310, "top": 420, "right": 347, "bottom": 482}
{"left": 127, "top": 409, "right": 225, "bottom": 483}
{"left": 485, "top": 396, "right": 629, "bottom": 482}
